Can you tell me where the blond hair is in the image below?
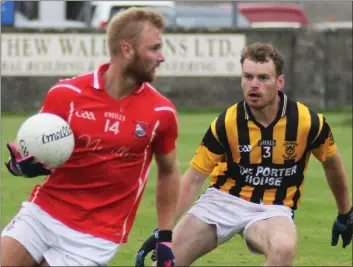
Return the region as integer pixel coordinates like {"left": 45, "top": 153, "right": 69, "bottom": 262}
{"left": 240, "top": 42, "right": 285, "bottom": 76}
{"left": 106, "top": 7, "right": 165, "bottom": 56}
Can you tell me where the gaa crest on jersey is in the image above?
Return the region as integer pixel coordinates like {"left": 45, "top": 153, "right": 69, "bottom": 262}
{"left": 238, "top": 145, "right": 252, "bottom": 152}
{"left": 283, "top": 141, "right": 298, "bottom": 160}
{"left": 133, "top": 121, "right": 149, "bottom": 139}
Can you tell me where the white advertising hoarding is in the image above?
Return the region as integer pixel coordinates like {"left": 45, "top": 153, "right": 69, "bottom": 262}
{"left": 1, "top": 33, "right": 246, "bottom": 77}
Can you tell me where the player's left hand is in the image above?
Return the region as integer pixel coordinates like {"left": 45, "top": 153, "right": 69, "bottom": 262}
{"left": 135, "top": 229, "right": 175, "bottom": 267}
{"left": 135, "top": 228, "right": 159, "bottom": 267}
{"left": 155, "top": 243, "right": 174, "bottom": 267}
{"left": 155, "top": 230, "right": 174, "bottom": 267}
{"left": 331, "top": 206, "right": 353, "bottom": 248}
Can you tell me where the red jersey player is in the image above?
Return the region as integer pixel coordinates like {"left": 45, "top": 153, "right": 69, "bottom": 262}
{"left": 2, "top": 8, "right": 180, "bottom": 267}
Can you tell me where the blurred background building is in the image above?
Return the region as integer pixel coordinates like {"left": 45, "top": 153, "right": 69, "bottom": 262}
{"left": 2, "top": 1, "right": 352, "bottom": 29}
{"left": 1, "top": 1, "right": 352, "bottom": 112}
{"left": 176, "top": 1, "right": 352, "bottom": 23}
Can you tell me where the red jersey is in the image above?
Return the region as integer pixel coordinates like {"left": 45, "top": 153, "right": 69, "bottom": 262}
{"left": 29, "top": 63, "right": 178, "bottom": 243}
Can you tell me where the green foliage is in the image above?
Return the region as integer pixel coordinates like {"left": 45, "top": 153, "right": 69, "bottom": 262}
{"left": 1, "top": 111, "right": 352, "bottom": 266}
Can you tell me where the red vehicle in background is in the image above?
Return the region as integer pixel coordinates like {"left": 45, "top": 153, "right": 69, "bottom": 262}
{"left": 238, "top": 3, "right": 310, "bottom": 28}
{"left": 175, "top": 2, "right": 311, "bottom": 29}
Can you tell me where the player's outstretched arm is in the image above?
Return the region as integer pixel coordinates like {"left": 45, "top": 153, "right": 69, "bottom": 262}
{"left": 154, "top": 149, "right": 180, "bottom": 267}
{"left": 323, "top": 153, "right": 353, "bottom": 248}
{"left": 155, "top": 149, "right": 180, "bottom": 231}
{"left": 323, "top": 153, "right": 351, "bottom": 214}
{"left": 174, "top": 167, "right": 209, "bottom": 222}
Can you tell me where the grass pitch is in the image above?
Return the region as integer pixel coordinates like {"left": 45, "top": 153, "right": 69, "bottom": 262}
{"left": 1, "top": 110, "right": 352, "bottom": 266}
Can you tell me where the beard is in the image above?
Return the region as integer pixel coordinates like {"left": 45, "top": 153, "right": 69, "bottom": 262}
{"left": 125, "top": 54, "right": 155, "bottom": 84}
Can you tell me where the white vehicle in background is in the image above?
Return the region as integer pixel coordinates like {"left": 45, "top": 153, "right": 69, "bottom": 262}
{"left": 14, "top": 11, "right": 87, "bottom": 28}
{"left": 13, "top": 1, "right": 87, "bottom": 29}
{"left": 90, "top": 1, "right": 176, "bottom": 29}
{"left": 312, "top": 21, "right": 352, "bottom": 30}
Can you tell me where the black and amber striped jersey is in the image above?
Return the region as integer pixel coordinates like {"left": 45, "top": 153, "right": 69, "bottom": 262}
{"left": 190, "top": 91, "right": 337, "bottom": 210}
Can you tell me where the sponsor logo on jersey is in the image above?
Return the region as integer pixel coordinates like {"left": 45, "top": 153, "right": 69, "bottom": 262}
{"left": 78, "top": 134, "right": 137, "bottom": 160}
{"left": 239, "top": 165, "right": 298, "bottom": 187}
{"left": 75, "top": 110, "right": 96, "bottom": 120}
{"left": 258, "top": 140, "right": 276, "bottom": 147}
{"left": 104, "top": 112, "right": 125, "bottom": 121}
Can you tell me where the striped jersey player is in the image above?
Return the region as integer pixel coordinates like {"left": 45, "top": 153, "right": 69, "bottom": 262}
{"left": 136, "top": 42, "right": 352, "bottom": 267}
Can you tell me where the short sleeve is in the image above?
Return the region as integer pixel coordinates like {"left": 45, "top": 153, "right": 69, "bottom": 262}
{"left": 310, "top": 115, "right": 338, "bottom": 162}
{"left": 40, "top": 85, "right": 80, "bottom": 121}
{"left": 152, "top": 104, "right": 178, "bottom": 155}
{"left": 190, "top": 117, "right": 226, "bottom": 174}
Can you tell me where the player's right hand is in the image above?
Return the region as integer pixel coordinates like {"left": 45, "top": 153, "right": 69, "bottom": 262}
{"left": 155, "top": 231, "right": 175, "bottom": 267}
{"left": 4, "top": 142, "right": 51, "bottom": 178}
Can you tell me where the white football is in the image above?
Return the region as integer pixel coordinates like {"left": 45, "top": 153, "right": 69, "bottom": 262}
{"left": 16, "top": 113, "right": 75, "bottom": 169}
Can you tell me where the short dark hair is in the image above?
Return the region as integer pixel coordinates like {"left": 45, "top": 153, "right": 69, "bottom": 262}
{"left": 240, "top": 42, "right": 285, "bottom": 76}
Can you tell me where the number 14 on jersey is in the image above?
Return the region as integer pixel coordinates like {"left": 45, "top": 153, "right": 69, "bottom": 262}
{"left": 104, "top": 119, "right": 120, "bottom": 134}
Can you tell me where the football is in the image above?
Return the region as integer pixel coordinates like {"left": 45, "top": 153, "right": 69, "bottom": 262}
{"left": 16, "top": 113, "right": 75, "bottom": 169}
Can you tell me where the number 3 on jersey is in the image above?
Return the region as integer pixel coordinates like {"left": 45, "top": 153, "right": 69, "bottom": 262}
{"left": 263, "top": 146, "right": 271, "bottom": 158}
{"left": 104, "top": 119, "right": 119, "bottom": 134}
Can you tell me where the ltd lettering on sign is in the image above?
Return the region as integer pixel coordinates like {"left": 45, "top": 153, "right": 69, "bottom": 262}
{"left": 1, "top": 33, "right": 246, "bottom": 77}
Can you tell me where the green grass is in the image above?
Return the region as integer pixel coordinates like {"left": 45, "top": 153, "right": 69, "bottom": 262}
{"left": 1, "top": 111, "right": 352, "bottom": 266}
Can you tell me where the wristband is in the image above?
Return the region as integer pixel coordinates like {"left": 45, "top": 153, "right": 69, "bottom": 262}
{"left": 158, "top": 230, "right": 172, "bottom": 242}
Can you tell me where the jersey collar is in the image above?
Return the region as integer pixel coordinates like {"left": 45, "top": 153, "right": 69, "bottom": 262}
{"left": 92, "top": 63, "right": 145, "bottom": 94}
{"left": 244, "top": 91, "right": 288, "bottom": 120}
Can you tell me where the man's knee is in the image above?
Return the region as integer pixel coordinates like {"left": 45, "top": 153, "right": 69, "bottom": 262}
{"left": 172, "top": 214, "right": 217, "bottom": 266}
{"left": 266, "top": 233, "right": 297, "bottom": 265}
{"left": 269, "top": 237, "right": 296, "bottom": 257}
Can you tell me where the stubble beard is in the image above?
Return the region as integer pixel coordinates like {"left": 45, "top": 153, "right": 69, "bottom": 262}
{"left": 258, "top": 94, "right": 279, "bottom": 113}
{"left": 246, "top": 93, "right": 277, "bottom": 111}
{"left": 125, "top": 55, "right": 154, "bottom": 84}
